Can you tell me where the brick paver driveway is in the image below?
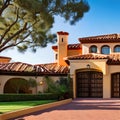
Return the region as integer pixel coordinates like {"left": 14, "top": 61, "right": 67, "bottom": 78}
{"left": 11, "top": 98, "right": 120, "bottom": 120}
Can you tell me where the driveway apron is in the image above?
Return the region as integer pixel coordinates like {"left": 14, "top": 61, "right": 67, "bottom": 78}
{"left": 10, "top": 98, "right": 120, "bottom": 120}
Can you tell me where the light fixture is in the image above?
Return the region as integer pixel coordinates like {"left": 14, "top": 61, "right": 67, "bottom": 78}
{"left": 86, "top": 64, "right": 90, "bottom": 69}
{"left": 39, "top": 81, "right": 43, "bottom": 85}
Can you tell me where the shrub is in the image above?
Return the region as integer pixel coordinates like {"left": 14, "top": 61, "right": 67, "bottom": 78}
{"left": 44, "top": 75, "right": 73, "bottom": 100}
{"left": 0, "top": 93, "right": 59, "bottom": 102}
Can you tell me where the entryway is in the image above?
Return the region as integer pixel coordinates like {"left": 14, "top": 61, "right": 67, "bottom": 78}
{"left": 76, "top": 70, "right": 103, "bottom": 98}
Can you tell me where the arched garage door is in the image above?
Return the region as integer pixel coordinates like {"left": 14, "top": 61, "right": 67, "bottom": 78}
{"left": 111, "top": 73, "right": 120, "bottom": 98}
{"left": 76, "top": 70, "right": 103, "bottom": 98}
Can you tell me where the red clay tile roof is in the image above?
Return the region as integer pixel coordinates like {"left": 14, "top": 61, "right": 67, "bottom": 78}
{"left": 57, "top": 31, "right": 69, "bottom": 35}
{"left": 0, "top": 62, "right": 69, "bottom": 75}
{"left": 107, "top": 54, "right": 120, "bottom": 65}
{"left": 79, "top": 34, "right": 120, "bottom": 43}
{"left": 0, "top": 62, "right": 50, "bottom": 74}
{"left": 35, "top": 63, "right": 69, "bottom": 74}
{"left": 65, "top": 53, "right": 120, "bottom": 65}
{"left": 0, "top": 56, "right": 11, "bottom": 59}
{"left": 65, "top": 53, "right": 108, "bottom": 60}
{"left": 52, "top": 43, "right": 81, "bottom": 50}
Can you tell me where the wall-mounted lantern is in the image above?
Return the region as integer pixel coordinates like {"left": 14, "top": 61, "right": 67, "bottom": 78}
{"left": 86, "top": 64, "right": 90, "bottom": 69}
{"left": 39, "top": 81, "right": 43, "bottom": 85}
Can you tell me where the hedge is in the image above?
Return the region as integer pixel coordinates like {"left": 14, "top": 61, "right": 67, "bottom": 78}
{"left": 0, "top": 93, "right": 60, "bottom": 102}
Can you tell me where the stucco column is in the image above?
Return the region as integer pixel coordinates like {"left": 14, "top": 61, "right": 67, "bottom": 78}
{"left": 71, "top": 74, "right": 76, "bottom": 99}
{"left": 103, "top": 75, "right": 111, "bottom": 98}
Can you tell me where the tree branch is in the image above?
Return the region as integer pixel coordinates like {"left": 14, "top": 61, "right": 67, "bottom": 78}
{"left": 0, "top": 0, "right": 11, "bottom": 16}
{"left": 0, "top": 22, "right": 27, "bottom": 49}
{"left": 0, "top": 7, "right": 19, "bottom": 44}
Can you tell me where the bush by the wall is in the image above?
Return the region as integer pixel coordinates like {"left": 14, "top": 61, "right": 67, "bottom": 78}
{"left": 0, "top": 93, "right": 59, "bottom": 102}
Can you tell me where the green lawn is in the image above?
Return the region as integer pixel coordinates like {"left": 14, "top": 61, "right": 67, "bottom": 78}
{"left": 0, "top": 100, "right": 56, "bottom": 114}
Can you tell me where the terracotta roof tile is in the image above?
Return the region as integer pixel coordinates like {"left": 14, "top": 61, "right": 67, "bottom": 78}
{"left": 79, "top": 34, "right": 120, "bottom": 43}
{"left": 107, "top": 53, "right": 120, "bottom": 65}
{"left": 66, "top": 53, "right": 108, "bottom": 60}
{"left": 52, "top": 43, "right": 81, "bottom": 50}
{"left": 35, "top": 63, "right": 69, "bottom": 74}
{"left": 0, "top": 56, "right": 11, "bottom": 59}
{"left": 0, "top": 62, "right": 50, "bottom": 74}
{"left": 65, "top": 53, "right": 120, "bottom": 65}
{"left": 57, "top": 31, "right": 69, "bottom": 35}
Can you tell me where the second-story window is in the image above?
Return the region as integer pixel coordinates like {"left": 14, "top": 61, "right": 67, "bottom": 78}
{"left": 101, "top": 45, "right": 110, "bottom": 54}
{"left": 62, "top": 38, "right": 64, "bottom": 42}
{"left": 89, "top": 45, "right": 97, "bottom": 53}
{"left": 114, "top": 45, "right": 120, "bottom": 52}
{"left": 55, "top": 53, "right": 58, "bottom": 60}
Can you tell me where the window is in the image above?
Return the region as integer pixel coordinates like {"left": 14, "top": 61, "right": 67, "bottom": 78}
{"left": 114, "top": 45, "right": 120, "bottom": 52}
{"left": 101, "top": 45, "right": 110, "bottom": 54}
{"left": 61, "top": 38, "right": 64, "bottom": 42}
{"left": 89, "top": 45, "right": 97, "bottom": 53}
{"left": 55, "top": 53, "right": 58, "bottom": 60}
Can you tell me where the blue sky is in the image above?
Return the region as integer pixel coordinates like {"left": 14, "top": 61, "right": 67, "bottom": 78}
{"left": 1, "top": 0, "right": 120, "bottom": 64}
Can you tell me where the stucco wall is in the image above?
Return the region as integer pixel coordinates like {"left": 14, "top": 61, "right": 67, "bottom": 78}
{"left": 68, "top": 49, "right": 82, "bottom": 56}
{"left": 70, "top": 58, "right": 120, "bottom": 98}
{"left": 82, "top": 43, "right": 120, "bottom": 54}
{"left": 0, "top": 75, "right": 64, "bottom": 94}
{"left": 70, "top": 59, "right": 107, "bottom": 75}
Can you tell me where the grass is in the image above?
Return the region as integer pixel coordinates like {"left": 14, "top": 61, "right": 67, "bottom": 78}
{"left": 0, "top": 100, "right": 56, "bottom": 114}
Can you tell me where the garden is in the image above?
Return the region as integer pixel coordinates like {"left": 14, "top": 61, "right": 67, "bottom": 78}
{"left": 0, "top": 76, "right": 73, "bottom": 114}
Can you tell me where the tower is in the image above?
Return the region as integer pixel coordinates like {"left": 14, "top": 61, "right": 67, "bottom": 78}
{"left": 57, "top": 31, "right": 69, "bottom": 66}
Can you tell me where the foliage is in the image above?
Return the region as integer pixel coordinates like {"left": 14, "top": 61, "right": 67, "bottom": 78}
{"left": 44, "top": 75, "right": 73, "bottom": 99}
{"left": 0, "top": 93, "right": 59, "bottom": 102}
{"left": 0, "top": 0, "right": 89, "bottom": 52}
{"left": 28, "top": 78, "right": 37, "bottom": 88}
{"left": 44, "top": 76, "right": 60, "bottom": 93}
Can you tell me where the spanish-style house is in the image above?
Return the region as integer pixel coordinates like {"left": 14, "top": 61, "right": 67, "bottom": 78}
{"left": 1, "top": 31, "right": 120, "bottom": 99}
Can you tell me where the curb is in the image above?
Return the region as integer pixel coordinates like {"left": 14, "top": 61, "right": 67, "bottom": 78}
{"left": 0, "top": 98, "right": 72, "bottom": 120}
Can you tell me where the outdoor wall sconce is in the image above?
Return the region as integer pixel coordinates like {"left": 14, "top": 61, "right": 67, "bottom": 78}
{"left": 86, "top": 64, "right": 90, "bottom": 69}
{"left": 39, "top": 81, "right": 43, "bottom": 85}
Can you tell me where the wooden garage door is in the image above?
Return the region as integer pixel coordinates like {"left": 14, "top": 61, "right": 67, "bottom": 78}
{"left": 76, "top": 71, "right": 103, "bottom": 98}
{"left": 111, "top": 73, "right": 120, "bottom": 98}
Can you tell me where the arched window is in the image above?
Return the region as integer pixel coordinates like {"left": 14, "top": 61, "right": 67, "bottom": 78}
{"left": 101, "top": 45, "right": 110, "bottom": 54}
{"left": 89, "top": 45, "right": 97, "bottom": 53}
{"left": 114, "top": 45, "right": 120, "bottom": 52}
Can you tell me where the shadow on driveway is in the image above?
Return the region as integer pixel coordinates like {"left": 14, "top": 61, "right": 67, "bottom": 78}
{"left": 10, "top": 98, "right": 120, "bottom": 120}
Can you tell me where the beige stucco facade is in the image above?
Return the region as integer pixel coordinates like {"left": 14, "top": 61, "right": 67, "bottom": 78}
{"left": 69, "top": 59, "right": 120, "bottom": 99}
{"left": 1, "top": 32, "right": 120, "bottom": 99}
{"left": 82, "top": 43, "right": 120, "bottom": 54}
{"left": 0, "top": 75, "right": 63, "bottom": 94}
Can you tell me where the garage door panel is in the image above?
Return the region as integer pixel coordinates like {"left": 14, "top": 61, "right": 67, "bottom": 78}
{"left": 76, "top": 71, "right": 103, "bottom": 98}
{"left": 111, "top": 73, "right": 120, "bottom": 98}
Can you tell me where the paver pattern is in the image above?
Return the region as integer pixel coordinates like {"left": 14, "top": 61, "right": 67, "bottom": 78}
{"left": 10, "top": 98, "right": 120, "bottom": 120}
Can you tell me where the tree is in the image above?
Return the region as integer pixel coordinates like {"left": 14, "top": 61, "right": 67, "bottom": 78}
{"left": 0, "top": 0, "right": 89, "bottom": 52}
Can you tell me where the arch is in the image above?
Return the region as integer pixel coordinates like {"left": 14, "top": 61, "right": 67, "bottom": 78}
{"left": 76, "top": 69, "right": 103, "bottom": 98}
{"left": 101, "top": 45, "right": 110, "bottom": 54}
{"left": 114, "top": 45, "right": 120, "bottom": 52}
{"left": 89, "top": 45, "right": 97, "bottom": 53}
{"left": 111, "top": 73, "right": 120, "bottom": 98}
{"left": 4, "top": 78, "right": 29, "bottom": 94}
